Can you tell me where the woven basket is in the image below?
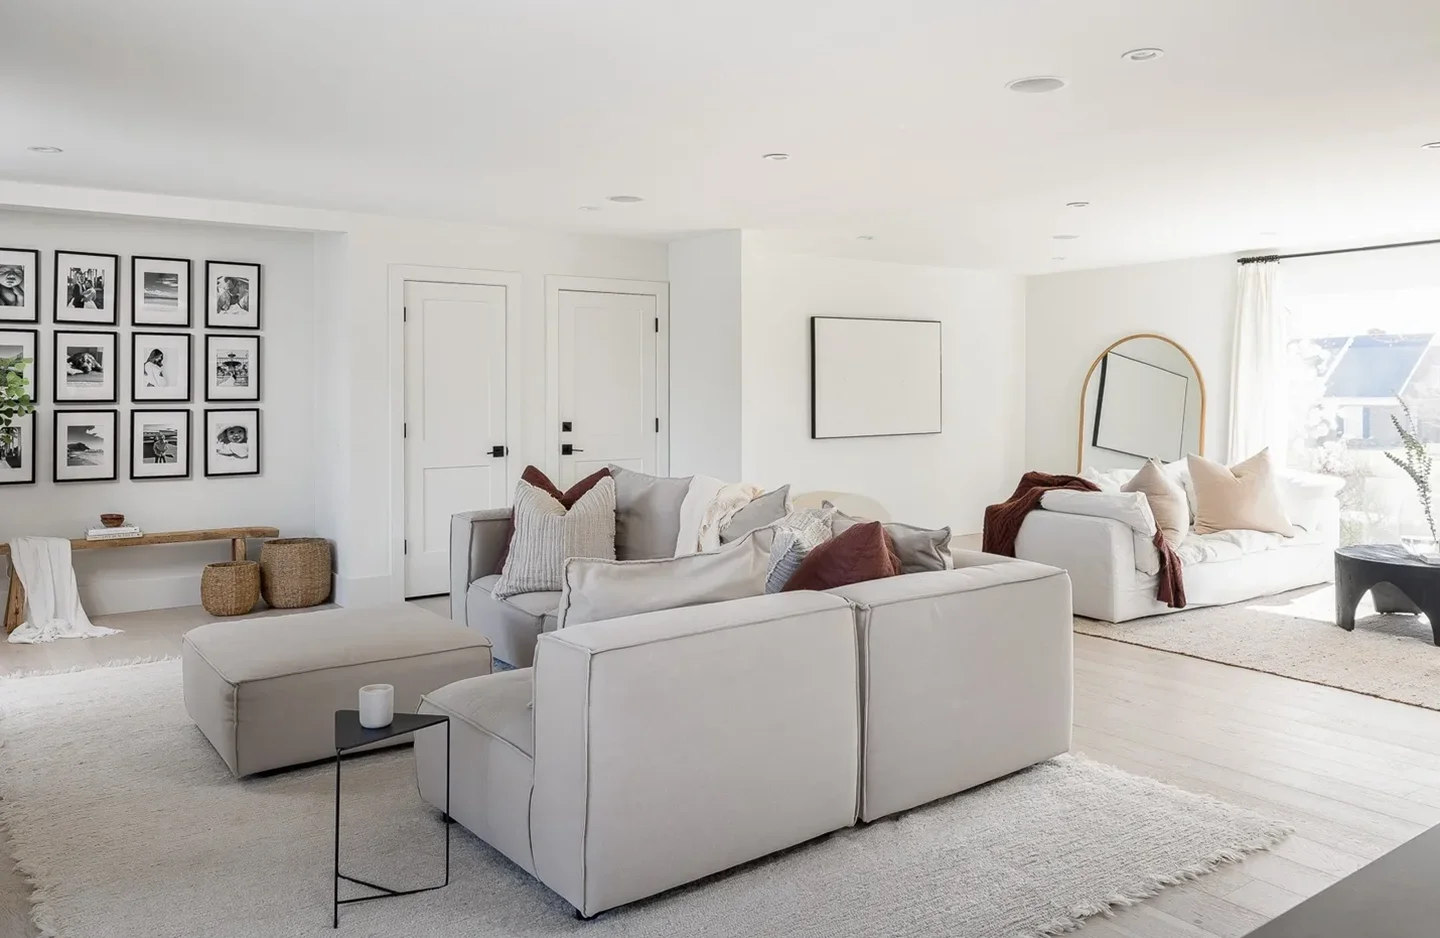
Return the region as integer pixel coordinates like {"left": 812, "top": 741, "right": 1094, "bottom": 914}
{"left": 259, "top": 537, "right": 333, "bottom": 609}
{"left": 201, "top": 561, "right": 260, "bottom": 617}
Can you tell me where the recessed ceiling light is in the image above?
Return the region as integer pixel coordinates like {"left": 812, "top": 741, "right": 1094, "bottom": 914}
{"left": 1065, "top": 201, "right": 1090, "bottom": 208}
{"left": 1122, "top": 48, "right": 1165, "bottom": 62}
{"left": 578, "top": 205, "right": 601, "bottom": 212}
{"left": 761, "top": 153, "right": 790, "bottom": 161}
{"left": 26, "top": 146, "right": 63, "bottom": 154}
{"left": 607, "top": 195, "right": 644, "bottom": 203}
{"left": 1053, "top": 234, "right": 1080, "bottom": 240}
{"left": 1422, "top": 141, "right": 1440, "bottom": 150}
{"left": 1259, "top": 230, "right": 1279, "bottom": 237}
{"left": 857, "top": 235, "right": 875, "bottom": 241}
{"left": 1005, "top": 76, "right": 1067, "bottom": 94}
{"left": 1052, "top": 256, "right": 1067, "bottom": 261}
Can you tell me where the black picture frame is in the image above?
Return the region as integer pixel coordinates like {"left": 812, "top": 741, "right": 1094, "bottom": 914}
{"left": 1089, "top": 351, "right": 1190, "bottom": 463}
{"left": 130, "top": 409, "right": 192, "bottom": 480}
{"left": 54, "top": 250, "right": 120, "bottom": 325}
{"left": 131, "top": 255, "right": 193, "bottom": 328}
{"left": 131, "top": 331, "right": 193, "bottom": 403}
{"left": 0, "top": 414, "right": 37, "bottom": 486}
{"left": 0, "top": 248, "right": 41, "bottom": 323}
{"left": 53, "top": 409, "right": 119, "bottom": 483}
{"left": 54, "top": 330, "right": 119, "bottom": 404}
{"left": 204, "top": 333, "right": 260, "bottom": 402}
{"left": 204, "top": 407, "right": 260, "bottom": 477}
{"left": 0, "top": 327, "right": 40, "bottom": 405}
{"left": 205, "top": 261, "right": 261, "bottom": 330}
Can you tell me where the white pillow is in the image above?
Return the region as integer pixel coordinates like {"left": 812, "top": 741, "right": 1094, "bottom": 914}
{"left": 557, "top": 532, "right": 770, "bottom": 629}
{"left": 1080, "top": 466, "right": 1136, "bottom": 494}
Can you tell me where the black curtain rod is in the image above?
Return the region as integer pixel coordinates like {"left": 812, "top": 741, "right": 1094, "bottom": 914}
{"left": 1237, "top": 237, "right": 1440, "bottom": 265}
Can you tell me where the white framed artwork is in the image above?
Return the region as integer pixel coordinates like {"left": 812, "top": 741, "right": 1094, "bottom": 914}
{"left": 810, "top": 316, "right": 942, "bottom": 439}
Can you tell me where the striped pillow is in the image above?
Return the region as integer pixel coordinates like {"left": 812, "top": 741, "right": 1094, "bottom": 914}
{"left": 493, "top": 477, "right": 616, "bottom": 599}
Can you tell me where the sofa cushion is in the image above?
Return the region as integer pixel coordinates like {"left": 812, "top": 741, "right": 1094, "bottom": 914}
{"left": 765, "top": 532, "right": 809, "bottom": 593}
{"left": 720, "top": 485, "right": 791, "bottom": 543}
{"left": 1189, "top": 448, "right": 1296, "bottom": 536}
{"left": 493, "top": 477, "right": 616, "bottom": 599}
{"left": 784, "top": 520, "right": 902, "bottom": 592}
{"left": 467, "top": 575, "right": 559, "bottom": 668}
{"left": 557, "top": 532, "right": 771, "bottom": 629}
{"left": 494, "top": 466, "right": 611, "bottom": 575}
{"left": 831, "top": 511, "right": 951, "bottom": 574}
{"left": 422, "top": 669, "right": 535, "bottom": 757}
{"left": 608, "top": 465, "right": 693, "bottom": 560}
{"left": 1122, "top": 459, "right": 1188, "bottom": 546}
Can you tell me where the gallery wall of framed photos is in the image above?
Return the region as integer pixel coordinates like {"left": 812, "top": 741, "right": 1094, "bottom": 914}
{"left": 0, "top": 210, "right": 317, "bottom": 560}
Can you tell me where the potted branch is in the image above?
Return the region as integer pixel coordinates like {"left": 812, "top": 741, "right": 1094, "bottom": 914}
{"left": 0, "top": 349, "right": 35, "bottom": 454}
{"left": 1387, "top": 397, "right": 1438, "bottom": 563}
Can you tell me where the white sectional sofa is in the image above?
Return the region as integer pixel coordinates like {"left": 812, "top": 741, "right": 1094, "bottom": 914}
{"left": 415, "top": 553, "right": 1073, "bottom": 917}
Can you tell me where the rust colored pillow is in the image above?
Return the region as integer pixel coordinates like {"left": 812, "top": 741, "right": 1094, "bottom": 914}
{"left": 782, "top": 520, "right": 902, "bottom": 593}
{"left": 493, "top": 466, "right": 611, "bottom": 575}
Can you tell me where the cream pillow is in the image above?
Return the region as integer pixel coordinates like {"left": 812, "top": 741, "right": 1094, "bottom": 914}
{"left": 1122, "top": 459, "right": 1189, "bottom": 546}
{"left": 1188, "top": 448, "right": 1297, "bottom": 536}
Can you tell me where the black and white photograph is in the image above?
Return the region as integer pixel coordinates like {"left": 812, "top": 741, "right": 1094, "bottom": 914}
{"left": 0, "top": 328, "right": 39, "bottom": 404}
{"left": 131, "top": 256, "right": 192, "bottom": 327}
{"left": 205, "top": 261, "right": 261, "bottom": 330}
{"left": 54, "top": 250, "right": 120, "bottom": 325}
{"left": 130, "top": 409, "right": 191, "bottom": 480}
{"left": 0, "top": 248, "right": 40, "bottom": 322}
{"left": 0, "top": 414, "right": 36, "bottom": 485}
{"left": 204, "top": 407, "right": 259, "bottom": 476}
{"left": 54, "top": 409, "right": 118, "bottom": 483}
{"left": 54, "top": 330, "right": 118, "bottom": 403}
{"left": 132, "top": 332, "right": 192, "bottom": 402}
{"left": 204, "top": 334, "right": 259, "bottom": 401}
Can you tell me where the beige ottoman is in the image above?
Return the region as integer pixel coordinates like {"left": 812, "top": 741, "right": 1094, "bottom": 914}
{"left": 183, "top": 604, "right": 492, "bottom": 776}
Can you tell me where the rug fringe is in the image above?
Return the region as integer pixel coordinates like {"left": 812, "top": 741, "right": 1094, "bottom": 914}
{"left": 0, "top": 655, "right": 180, "bottom": 681}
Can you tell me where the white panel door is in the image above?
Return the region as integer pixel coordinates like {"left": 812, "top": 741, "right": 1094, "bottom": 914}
{"left": 404, "top": 280, "right": 507, "bottom": 597}
{"left": 557, "top": 290, "right": 657, "bottom": 485}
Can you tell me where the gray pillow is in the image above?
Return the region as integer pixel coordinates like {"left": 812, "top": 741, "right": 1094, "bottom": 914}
{"left": 831, "top": 511, "right": 951, "bottom": 574}
{"left": 764, "top": 531, "right": 809, "bottom": 593}
{"left": 558, "top": 532, "right": 770, "bottom": 629}
{"left": 720, "top": 485, "right": 791, "bottom": 543}
{"left": 493, "top": 478, "right": 616, "bottom": 599}
{"left": 608, "top": 465, "right": 693, "bottom": 561}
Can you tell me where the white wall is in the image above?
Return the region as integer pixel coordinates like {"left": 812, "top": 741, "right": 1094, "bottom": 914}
{"left": 0, "top": 209, "right": 317, "bottom": 613}
{"left": 1026, "top": 255, "right": 1237, "bottom": 473}
{"left": 667, "top": 231, "right": 742, "bottom": 480}
{"left": 739, "top": 240, "right": 1026, "bottom": 535}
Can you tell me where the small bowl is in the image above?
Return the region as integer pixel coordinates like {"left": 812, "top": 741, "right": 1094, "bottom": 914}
{"left": 100, "top": 513, "right": 126, "bottom": 528}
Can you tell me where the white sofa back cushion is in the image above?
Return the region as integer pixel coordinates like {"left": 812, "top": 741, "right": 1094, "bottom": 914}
{"left": 557, "top": 533, "right": 770, "bottom": 629}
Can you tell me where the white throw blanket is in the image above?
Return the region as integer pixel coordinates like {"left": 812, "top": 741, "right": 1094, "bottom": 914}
{"left": 6, "top": 536, "right": 120, "bottom": 644}
{"left": 673, "top": 477, "right": 766, "bottom": 556}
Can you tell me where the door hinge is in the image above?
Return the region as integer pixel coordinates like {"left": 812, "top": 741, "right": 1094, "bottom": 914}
{"left": 654, "top": 317, "right": 659, "bottom": 333}
{"left": 655, "top": 417, "right": 659, "bottom": 432}
{"left": 403, "top": 422, "right": 407, "bottom": 439}
{"left": 403, "top": 306, "right": 408, "bottom": 322}
{"left": 403, "top": 539, "right": 408, "bottom": 555}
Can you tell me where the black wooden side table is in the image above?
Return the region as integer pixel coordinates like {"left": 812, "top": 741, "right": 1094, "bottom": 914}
{"left": 1335, "top": 544, "right": 1440, "bottom": 645}
{"left": 333, "top": 710, "right": 450, "bottom": 928}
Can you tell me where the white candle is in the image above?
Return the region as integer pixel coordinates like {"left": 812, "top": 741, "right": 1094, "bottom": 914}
{"left": 358, "top": 683, "right": 394, "bottom": 729}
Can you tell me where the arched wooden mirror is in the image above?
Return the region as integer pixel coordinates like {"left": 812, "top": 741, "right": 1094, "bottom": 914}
{"left": 1077, "top": 333, "right": 1206, "bottom": 472}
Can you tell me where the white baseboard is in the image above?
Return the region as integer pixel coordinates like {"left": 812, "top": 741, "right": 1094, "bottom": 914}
{"left": 332, "top": 574, "right": 395, "bottom": 607}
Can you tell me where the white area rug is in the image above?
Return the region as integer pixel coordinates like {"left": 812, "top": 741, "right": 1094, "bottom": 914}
{"left": 1075, "top": 585, "right": 1440, "bottom": 710}
{"left": 0, "top": 661, "right": 1288, "bottom": 938}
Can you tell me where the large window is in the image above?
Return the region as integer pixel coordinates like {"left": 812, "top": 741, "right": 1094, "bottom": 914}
{"left": 1285, "top": 288, "right": 1440, "bottom": 545}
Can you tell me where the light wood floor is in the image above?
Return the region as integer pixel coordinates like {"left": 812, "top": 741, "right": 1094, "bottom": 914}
{"left": 3, "top": 598, "right": 1439, "bottom": 938}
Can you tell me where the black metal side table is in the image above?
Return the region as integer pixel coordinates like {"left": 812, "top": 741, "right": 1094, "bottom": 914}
{"left": 333, "top": 710, "right": 450, "bottom": 928}
{"left": 1335, "top": 544, "right": 1440, "bottom": 646}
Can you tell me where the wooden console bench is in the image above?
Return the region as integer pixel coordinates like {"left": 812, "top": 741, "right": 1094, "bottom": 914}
{"left": 1, "top": 527, "right": 280, "bottom": 633}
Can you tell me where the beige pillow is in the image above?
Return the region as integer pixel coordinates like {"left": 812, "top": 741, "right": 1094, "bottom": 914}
{"left": 1188, "top": 449, "right": 1297, "bottom": 536}
{"left": 1122, "top": 460, "right": 1189, "bottom": 546}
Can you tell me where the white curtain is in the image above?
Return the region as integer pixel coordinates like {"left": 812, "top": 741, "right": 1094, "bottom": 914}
{"left": 1228, "top": 259, "right": 1287, "bottom": 462}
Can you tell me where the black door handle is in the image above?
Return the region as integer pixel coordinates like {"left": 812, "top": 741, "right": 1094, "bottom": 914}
{"left": 490, "top": 445, "right": 507, "bottom": 457}
{"left": 561, "top": 444, "right": 586, "bottom": 456}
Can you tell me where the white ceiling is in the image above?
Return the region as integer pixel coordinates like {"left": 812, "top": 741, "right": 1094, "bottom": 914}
{"left": 4, "top": 0, "right": 1440, "bottom": 273}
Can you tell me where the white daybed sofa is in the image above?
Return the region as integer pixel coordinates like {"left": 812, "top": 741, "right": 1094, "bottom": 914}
{"left": 1015, "top": 468, "right": 1344, "bottom": 622}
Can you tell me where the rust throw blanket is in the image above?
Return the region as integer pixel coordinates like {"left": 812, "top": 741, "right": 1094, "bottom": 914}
{"left": 982, "top": 471, "right": 1186, "bottom": 609}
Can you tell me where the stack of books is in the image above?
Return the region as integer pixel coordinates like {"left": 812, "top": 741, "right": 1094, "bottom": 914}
{"left": 86, "top": 525, "right": 144, "bottom": 542}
